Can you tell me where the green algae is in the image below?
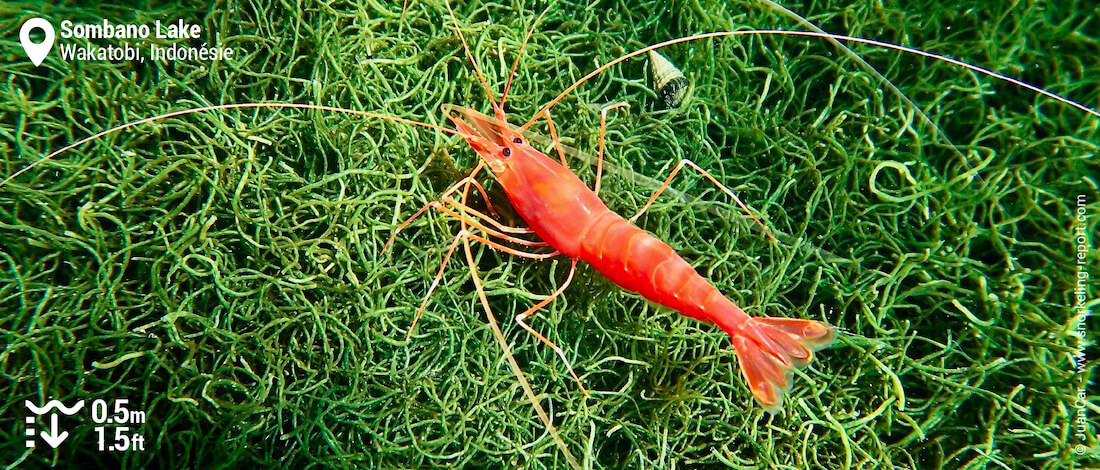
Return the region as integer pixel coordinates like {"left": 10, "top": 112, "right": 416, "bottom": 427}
{"left": 1, "top": 0, "right": 1098, "bottom": 468}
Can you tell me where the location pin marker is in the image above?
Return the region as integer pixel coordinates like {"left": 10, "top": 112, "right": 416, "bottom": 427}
{"left": 20, "top": 18, "right": 55, "bottom": 67}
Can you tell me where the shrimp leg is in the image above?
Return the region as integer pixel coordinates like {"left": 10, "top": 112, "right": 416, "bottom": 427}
{"left": 513, "top": 259, "right": 589, "bottom": 397}
{"left": 448, "top": 163, "right": 582, "bottom": 469}
{"left": 459, "top": 236, "right": 582, "bottom": 470}
{"left": 454, "top": 175, "right": 503, "bottom": 219}
{"left": 539, "top": 109, "right": 569, "bottom": 166}
{"left": 594, "top": 102, "right": 630, "bottom": 195}
{"left": 406, "top": 227, "right": 559, "bottom": 339}
{"left": 382, "top": 163, "right": 537, "bottom": 255}
{"left": 589, "top": 103, "right": 772, "bottom": 240}
{"left": 423, "top": 200, "right": 546, "bottom": 245}
{"left": 537, "top": 102, "right": 629, "bottom": 193}
{"left": 628, "top": 158, "right": 777, "bottom": 242}
{"left": 403, "top": 165, "right": 559, "bottom": 337}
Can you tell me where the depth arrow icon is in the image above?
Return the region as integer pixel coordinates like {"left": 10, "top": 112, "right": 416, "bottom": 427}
{"left": 39, "top": 413, "right": 68, "bottom": 448}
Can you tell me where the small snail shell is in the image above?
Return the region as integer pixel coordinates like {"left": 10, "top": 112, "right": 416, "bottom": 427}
{"left": 648, "top": 50, "right": 689, "bottom": 108}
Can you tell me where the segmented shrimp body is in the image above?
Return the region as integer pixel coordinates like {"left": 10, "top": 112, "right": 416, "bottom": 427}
{"left": 494, "top": 131, "right": 729, "bottom": 325}
{"left": 447, "top": 106, "right": 836, "bottom": 412}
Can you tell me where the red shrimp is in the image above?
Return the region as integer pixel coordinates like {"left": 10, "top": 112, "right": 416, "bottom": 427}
{"left": 444, "top": 103, "right": 836, "bottom": 412}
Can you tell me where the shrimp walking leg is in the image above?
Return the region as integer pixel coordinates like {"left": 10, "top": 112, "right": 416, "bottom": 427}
{"left": 382, "top": 164, "right": 537, "bottom": 255}
{"left": 452, "top": 174, "right": 502, "bottom": 218}
{"left": 513, "top": 259, "right": 590, "bottom": 397}
{"left": 594, "top": 102, "right": 630, "bottom": 195}
{"left": 384, "top": 199, "right": 541, "bottom": 255}
{"left": 425, "top": 200, "right": 545, "bottom": 245}
{"left": 539, "top": 109, "right": 569, "bottom": 166}
{"left": 404, "top": 170, "right": 558, "bottom": 338}
{"left": 460, "top": 237, "right": 582, "bottom": 470}
{"left": 407, "top": 229, "right": 559, "bottom": 338}
{"left": 628, "top": 158, "right": 776, "bottom": 242}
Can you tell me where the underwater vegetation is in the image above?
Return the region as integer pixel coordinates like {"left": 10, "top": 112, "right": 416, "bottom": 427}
{"left": 1, "top": 0, "right": 1097, "bottom": 468}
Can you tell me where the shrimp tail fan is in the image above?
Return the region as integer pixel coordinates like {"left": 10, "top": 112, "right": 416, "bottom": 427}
{"left": 727, "top": 317, "right": 837, "bottom": 413}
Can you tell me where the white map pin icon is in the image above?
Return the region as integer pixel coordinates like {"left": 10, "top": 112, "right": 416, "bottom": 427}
{"left": 20, "top": 18, "right": 55, "bottom": 67}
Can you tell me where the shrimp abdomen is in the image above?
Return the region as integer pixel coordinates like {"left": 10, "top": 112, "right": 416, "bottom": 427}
{"left": 578, "top": 211, "right": 836, "bottom": 412}
{"left": 579, "top": 214, "right": 719, "bottom": 322}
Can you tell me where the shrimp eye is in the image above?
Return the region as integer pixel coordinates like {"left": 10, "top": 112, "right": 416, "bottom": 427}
{"left": 501, "top": 147, "right": 512, "bottom": 157}
{"left": 513, "top": 137, "right": 523, "bottom": 144}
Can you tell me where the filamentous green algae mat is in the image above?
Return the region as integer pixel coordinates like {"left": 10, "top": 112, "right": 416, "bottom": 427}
{"left": 1, "top": 0, "right": 1097, "bottom": 468}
